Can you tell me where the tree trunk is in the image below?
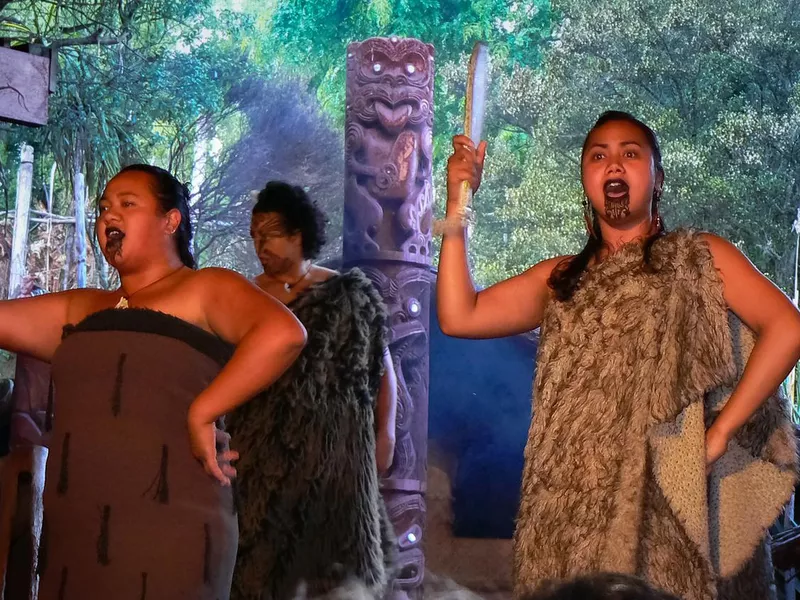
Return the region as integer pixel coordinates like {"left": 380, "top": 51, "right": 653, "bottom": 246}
{"left": 60, "top": 228, "right": 73, "bottom": 292}
{"left": 8, "top": 144, "right": 34, "bottom": 299}
{"left": 72, "top": 143, "right": 87, "bottom": 288}
{"left": 43, "top": 161, "right": 57, "bottom": 292}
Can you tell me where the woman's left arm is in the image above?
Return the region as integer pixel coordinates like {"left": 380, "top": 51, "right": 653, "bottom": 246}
{"left": 703, "top": 233, "right": 800, "bottom": 466}
{"left": 187, "top": 268, "right": 307, "bottom": 483}
{"left": 375, "top": 348, "right": 397, "bottom": 474}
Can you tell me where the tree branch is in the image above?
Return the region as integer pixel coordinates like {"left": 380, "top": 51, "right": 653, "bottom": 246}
{"left": 51, "top": 30, "right": 122, "bottom": 49}
{"left": 59, "top": 23, "right": 95, "bottom": 35}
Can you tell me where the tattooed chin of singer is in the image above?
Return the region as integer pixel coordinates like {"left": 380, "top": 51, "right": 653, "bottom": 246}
{"left": 106, "top": 239, "right": 123, "bottom": 261}
{"left": 604, "top": 198, "right": 630, "bottom": 222}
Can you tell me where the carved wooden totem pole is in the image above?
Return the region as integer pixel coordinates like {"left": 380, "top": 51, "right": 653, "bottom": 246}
{"left": 344, "top": 36, "right": 434, "bottom": 599}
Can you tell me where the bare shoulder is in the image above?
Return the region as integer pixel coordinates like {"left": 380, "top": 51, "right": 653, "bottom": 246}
{"left": 697, "top": 232, "right": 755, "bottom": 274}
{"left": 312, "top": 265, "right": 338, "bottom": 283}
{"left": 698, "top": 231, "right": 732, "bottom": 253}
{"left": 191, "top": 266, "right": 261, "bottom": 294}
{"left": 193, "top": 266, "right": 252, "bottom": 283}
{"left": 65, "top": 287, "right": 120, "bottom": 323}
{"left": 526, "top": 255, "right": 573, "bottom": 284}
{"left": 481, "top": 255, "right": 573, "bottom": 297}
{"left": 488, "top": 254, "right": 571, "bottom": 301}
{"left": 698, "top": 232, "right": 798, "bottom": 332}
{"left": 189, "top": 267, "right": 300, "bottom": 343}
{"left": 183, "top": 268, "right": 269, "bottom": 325}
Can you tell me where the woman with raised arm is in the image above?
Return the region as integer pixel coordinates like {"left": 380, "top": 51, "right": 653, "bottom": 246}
{"left": 2, "top": 165, "right": 306, "bottom": 600}
{"left": 438, "top": 111, "right": 800, "bottom": 600}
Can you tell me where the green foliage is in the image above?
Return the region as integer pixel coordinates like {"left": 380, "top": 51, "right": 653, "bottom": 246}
{"left": 2, "top": 0, "right": 798, "bottom": 295}
{"left": 479, "top": 0, "right": 800, "bottom": 289}
{"left": 248, "top": 0, "right": 558, "bottom": 285}
{"left": 2, "top": 0, "right": 220, "bottom": 195}
{"left": 259, "top": 0, "right": 554, "bottom": 148}
{"left": 0, "top": 0, "right": 259, "bottom": 287}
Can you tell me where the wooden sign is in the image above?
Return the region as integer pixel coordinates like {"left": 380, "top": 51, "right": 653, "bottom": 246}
{"left": 0, "top": 46, "right": 52, "bottom": 126}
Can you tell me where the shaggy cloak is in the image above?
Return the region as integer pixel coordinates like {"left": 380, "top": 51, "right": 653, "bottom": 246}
{"left": 514, "top": 230, "right": 797, "bottom": 600}
{"left": 229, "top": 269, "right": 393, "bottom": 600}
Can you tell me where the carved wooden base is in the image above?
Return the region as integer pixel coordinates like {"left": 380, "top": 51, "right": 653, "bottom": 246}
{"left": 383, "top": 490, "right": 425, "bottom": 599}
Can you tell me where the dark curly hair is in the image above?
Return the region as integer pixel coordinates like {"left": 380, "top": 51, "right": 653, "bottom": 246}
{"left": 108, "top": 164, "right": 196, "bottom": 268}
{"left": 521, "top": 573, "right": 680, "bottom": 600}
{"left": 252, "top": 181, "right": 328, "bottom": 260}
{"left": 547, "top": 111, "right": 666, "bottom": 302}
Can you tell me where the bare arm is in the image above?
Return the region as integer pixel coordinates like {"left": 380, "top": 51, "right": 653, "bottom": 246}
{"left": 375, "top": 348, "right": 397, "bottom": 474}
{"left": 703, "top": 233, "right": 800, "bottom": 461}
{"left": 187, "top": 268, "right": 307, "bottom": 482}
{"left": 0, "top": 292, "right": 76, "bottom": 361}
{"left": 189, "top": 268, "right": 306, "bottom": 423}
{"left": 438, "top": 135, "right": 559, "bottom": 339}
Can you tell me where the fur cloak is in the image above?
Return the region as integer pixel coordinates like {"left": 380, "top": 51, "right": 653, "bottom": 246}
{"left": 514, "top": 230, "right": 797, "bottom": 599}
{"left": 228, "top": 269, "right": 393, "bottom": 600}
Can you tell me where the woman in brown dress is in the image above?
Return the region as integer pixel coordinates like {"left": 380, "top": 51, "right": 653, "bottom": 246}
{"left": 0, "top": 165, "right": 306, "bottom": 599}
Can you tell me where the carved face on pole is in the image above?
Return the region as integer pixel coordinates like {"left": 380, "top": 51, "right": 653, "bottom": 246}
{"left": 348, "top": 37, "right": 434, "bottom": 136}
{"left": 344, "top": 37, "right": 435, "bottom": 263}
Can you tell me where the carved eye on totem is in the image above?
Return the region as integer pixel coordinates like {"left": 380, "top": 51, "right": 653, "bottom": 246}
{"left": 403, "top": 53, "right": 427, "bottom": 80}
{"left": 361, "top": 49, "right": 392, "bottom": 79}
{"left": 405, "top": 298, "right": 422, "bottom": 317}
{"left": 399, "top": 525, "right": 422, "bottom": 549}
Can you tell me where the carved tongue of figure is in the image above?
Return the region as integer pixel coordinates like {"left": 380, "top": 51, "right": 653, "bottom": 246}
{"left": 375, "top": 101, "right": 413, "bottom": 132}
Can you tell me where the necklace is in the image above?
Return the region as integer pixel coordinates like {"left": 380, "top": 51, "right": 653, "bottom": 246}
{"left": 114, "top": 266, "right": 185, "bottom": 309}
{"left": 279, "top": 265, "right": 311, "bottom": 293}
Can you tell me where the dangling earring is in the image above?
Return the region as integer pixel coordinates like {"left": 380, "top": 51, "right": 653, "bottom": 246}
{"left": 652, "top": 189, "right": 663, "bottom": 233}
{"left": 583, "top": 198, "right": 596, "bottom": 238}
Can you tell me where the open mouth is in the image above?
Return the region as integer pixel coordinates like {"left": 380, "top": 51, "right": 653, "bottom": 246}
{"left": 105, "top": 226, "right": 125, "bottom": 254}
{"left": 604, "top": 179, "right": 629, "bottom": 198}
{"left": 603, "top": 179, "right": 630, "bottom": 220}
{"left": 106, "top": 226, "right": 125, "bottom": 240}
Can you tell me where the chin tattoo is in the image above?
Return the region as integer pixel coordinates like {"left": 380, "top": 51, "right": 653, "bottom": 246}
{"left": 604, "top": 196, "right": 631, "bottom": 221}
{"left": 106, "top": 239, "right": 124, "bottom": 261}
